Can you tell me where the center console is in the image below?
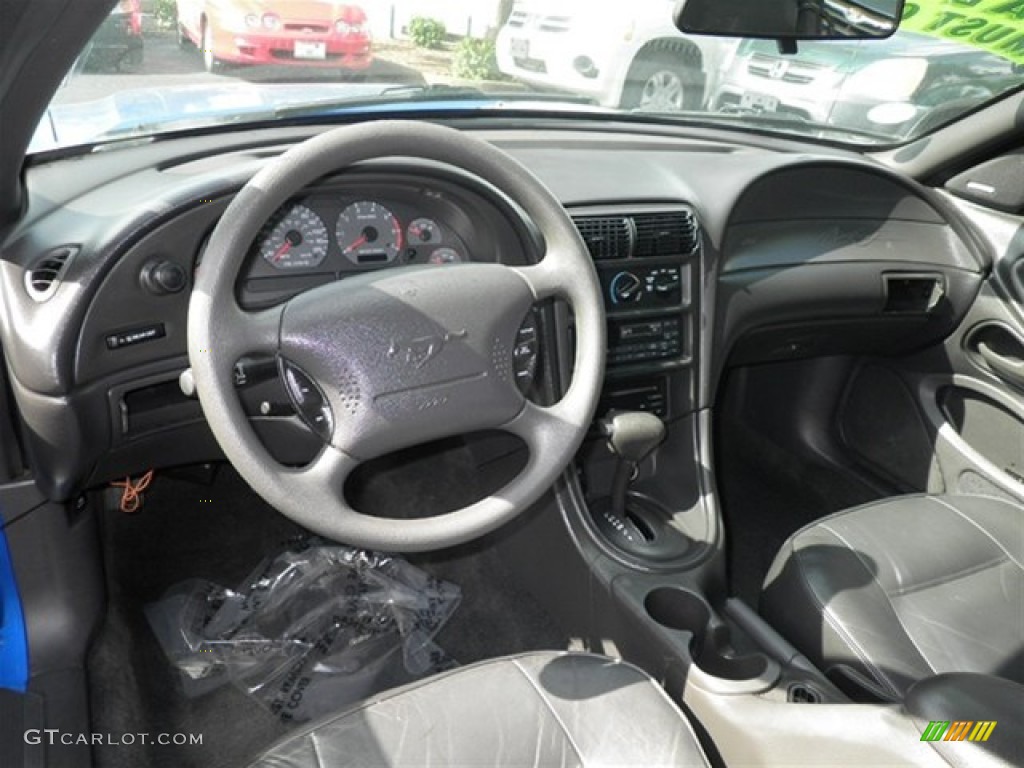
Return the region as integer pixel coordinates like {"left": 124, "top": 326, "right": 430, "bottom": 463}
{"left": 537, "top": 203, "right": 850, "bottom": 731}
{"left": 569, "top": 204, "right": 703, "bottom": 563}
{"left": 572, "top": 205, "right": 698, "bottom": 416}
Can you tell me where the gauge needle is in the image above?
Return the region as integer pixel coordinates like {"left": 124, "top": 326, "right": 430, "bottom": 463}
{"left": 344, "top": 235, "right": 368, "bottom": 254}
{"left": 273, "top": 241, "right": 292, "bottom": 262}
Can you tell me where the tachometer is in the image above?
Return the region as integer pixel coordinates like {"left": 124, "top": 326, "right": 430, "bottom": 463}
{"left": 336, "top": 201, "right": 403, "bottom": 265}
{"left": 258, "top": 204, "right": 329, "bottom": 270}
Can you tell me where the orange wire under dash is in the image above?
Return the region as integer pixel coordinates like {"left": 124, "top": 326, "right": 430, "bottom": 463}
{"left": 110, "top": 470, "right": 154, "bottom": 513}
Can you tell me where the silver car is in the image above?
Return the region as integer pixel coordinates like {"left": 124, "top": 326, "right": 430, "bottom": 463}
{"left": 496, "top": 0, "right": 734, "bottom": 111}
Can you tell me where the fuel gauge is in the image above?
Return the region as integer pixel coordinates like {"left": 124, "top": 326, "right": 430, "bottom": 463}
{"left": 428, "top": 247, "right": 464, "bottom": 265}
{"left": 407, "top": 218, "right": 441, "bottom": 245}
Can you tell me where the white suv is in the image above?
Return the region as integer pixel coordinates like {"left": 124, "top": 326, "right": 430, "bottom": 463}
{"left": 495, "top": 0, "right": 731, "bottom": 111}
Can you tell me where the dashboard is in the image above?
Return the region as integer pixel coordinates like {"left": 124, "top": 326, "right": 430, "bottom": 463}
{"left": 0, "top": 120, "right": 988, "bottom": 500}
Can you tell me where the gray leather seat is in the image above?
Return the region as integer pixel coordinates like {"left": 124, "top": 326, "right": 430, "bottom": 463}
{"left": 249, "top": 652, "right": 710, "bottom": 767}
{"left": 762, "top": 494, "right": 1024, "bottom": 702}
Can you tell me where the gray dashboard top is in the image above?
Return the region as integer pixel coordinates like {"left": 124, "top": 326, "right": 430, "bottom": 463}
{"left": 0, "top": 120, "right": 987, "bottom": 399}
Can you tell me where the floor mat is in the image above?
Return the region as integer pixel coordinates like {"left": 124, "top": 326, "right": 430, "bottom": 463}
{"left": 89, "top": 468, "right": 304, "bottom": 768}
{"left": 717, "top": 416, "right": 882, "bottom": 607}
{"left": 89, "top": 456, "right": 567, "bottom": 768}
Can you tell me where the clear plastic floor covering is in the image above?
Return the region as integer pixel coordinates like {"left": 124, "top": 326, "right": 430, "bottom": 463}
{"left": 146, "top": 541, "right": 461, "bottom": 723}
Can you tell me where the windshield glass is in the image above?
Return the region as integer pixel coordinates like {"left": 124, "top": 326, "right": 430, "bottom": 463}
{"left": 32, "top": 0, "right": 1024, "bottom": 153}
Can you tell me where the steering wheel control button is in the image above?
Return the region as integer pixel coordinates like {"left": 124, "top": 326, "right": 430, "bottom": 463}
{"left": 140, "top": 260, "right": 188, "bottom": 295}
{"left": 513, "top": 312, "right": 540, "bottom": 394}
{"left": 106, "top": 323, "right": 166, "bottom": 350}
{"left": 280, "top": 360, "right": 333, "bottom": 441}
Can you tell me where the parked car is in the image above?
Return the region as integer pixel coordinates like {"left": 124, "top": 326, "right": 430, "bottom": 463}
{"left": 175, "top": 0, "right": 372, "bottom": 72}
{"left": 83, "top": 0, "right": 143, "bottom": 72}
{"left": 495, "top": 0, "right": 734, "bottom": 111}
{"left": 711, "top": 30, "right": 1022, "bottom": 140}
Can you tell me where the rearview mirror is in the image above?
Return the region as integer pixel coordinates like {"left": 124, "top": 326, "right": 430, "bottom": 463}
{"left": 676, "top": 0, "right": 905, "bottom": 41}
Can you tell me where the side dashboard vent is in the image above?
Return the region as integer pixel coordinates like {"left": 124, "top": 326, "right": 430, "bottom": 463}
{"left": 572, "top": 216, "right": 632, "bottom": 260}
{"left": 24, "top": 246, "right": 78, "bottom": 302}
{"left": 633, "top": 210, "right": 699, "bottom": 257}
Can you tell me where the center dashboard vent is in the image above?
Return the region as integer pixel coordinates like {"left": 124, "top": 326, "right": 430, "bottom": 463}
{"left": 573, "top": 216, "right": 631, "bottom": 260}
{"left": 24, "top": 245, "right": 78, "bottom": 302}
{"left": 633, "top": 211, "right": 699, "bottom": 257}
{"left": 571, "top": 209, "right": 698, "bottom": 261}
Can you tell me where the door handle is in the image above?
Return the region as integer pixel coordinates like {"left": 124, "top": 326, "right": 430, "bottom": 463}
{"left": 977, "top": 341, "right": 1024, "bottom": 387}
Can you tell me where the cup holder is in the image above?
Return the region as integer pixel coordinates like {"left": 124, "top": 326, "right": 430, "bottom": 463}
{"left": 644, "top": 587, "right": 778, "bottom": 691}
{"left": 645, "top": 586, "right": 710, "bottom": 633}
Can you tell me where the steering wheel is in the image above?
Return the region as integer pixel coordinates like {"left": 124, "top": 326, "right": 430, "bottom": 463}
{"left": 188, "top": 121, "right": 605, "bottom": 552}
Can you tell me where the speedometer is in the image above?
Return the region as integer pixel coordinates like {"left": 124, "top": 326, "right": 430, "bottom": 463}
{"left": 258, "top": 204, "right": 329, "bottom": 270}
{"left": 336, "top": 201, "right": 403, "bottom": 265}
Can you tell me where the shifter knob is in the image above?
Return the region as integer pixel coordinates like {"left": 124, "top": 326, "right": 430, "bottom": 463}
{"left": 601, "top": 411, "right": 666, "bottom": 463}
{"left": 600, "top": 411, "right": 665, "bottom": 523}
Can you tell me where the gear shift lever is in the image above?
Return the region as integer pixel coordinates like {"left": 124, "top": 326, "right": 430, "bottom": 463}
{"left": 600, "top": 411, "right": 666, "bottom": 520}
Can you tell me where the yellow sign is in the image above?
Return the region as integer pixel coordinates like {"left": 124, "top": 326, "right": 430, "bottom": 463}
{"left": 901, "top": 0, "right": 1024, "bottom": 64}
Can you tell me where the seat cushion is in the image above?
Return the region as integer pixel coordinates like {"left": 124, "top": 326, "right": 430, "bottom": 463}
{"left": 761, "top": 494, "right": 1024, "bottom": 701}
{"left": 248, "top": 652, "right": 710, "bottom": 767}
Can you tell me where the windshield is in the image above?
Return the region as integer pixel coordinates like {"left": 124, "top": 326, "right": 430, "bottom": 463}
{"left": 32, "top": 0, "right": 1024, "bottom": 153}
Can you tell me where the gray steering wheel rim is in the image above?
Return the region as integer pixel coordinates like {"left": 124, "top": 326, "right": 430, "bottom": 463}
{"left": 188, "top": 120, "right": 605, "bottom": 552}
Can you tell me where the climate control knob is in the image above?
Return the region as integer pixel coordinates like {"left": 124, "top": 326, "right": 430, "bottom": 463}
{"left": 610, "top": 271, "right": 643, "bottom": 305}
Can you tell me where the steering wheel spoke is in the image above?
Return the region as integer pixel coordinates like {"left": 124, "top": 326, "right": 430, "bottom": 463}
{"left": 220, "top": 303, "right": 283, "bottom": 361}
{"left": 513, "top": 263, "right": 563, "bottom": 302}
{"left": 295, "top": 443, "right": 359, "bottom": 497}
{"left": 503, "top": 400, "right": 585, "bottom": 462}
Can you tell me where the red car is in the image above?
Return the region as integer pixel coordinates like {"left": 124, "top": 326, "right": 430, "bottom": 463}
{"left": 176, "top": 0, "right": 372, "bottom": 72}
{"left": 86, "top": 0, "right": 144, "bottom": 72}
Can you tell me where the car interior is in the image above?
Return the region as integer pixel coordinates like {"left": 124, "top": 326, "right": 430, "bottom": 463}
{"left": 0, "top": 0, "right": 1022, "bottom": 766}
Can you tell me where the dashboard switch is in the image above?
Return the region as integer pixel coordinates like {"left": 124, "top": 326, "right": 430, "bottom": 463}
{"left": 610, "top": 271, "right": 643, "bottom": 305}
{"left": 179, "top": 368, "right": 196, "bottom": 398}
{"left": 652, "top": 269, "right": 681, "bottom": 294}
{"left": 141, "top": 260, "right": 188, "bottom": 295}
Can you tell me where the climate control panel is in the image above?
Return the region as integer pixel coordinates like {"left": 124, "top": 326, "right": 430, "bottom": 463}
{"left": 600, "top": 264, "right": 687, "bottom": 311}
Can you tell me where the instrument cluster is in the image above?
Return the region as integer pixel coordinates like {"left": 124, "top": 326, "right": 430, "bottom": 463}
{"left": 238, "top": 185, "right": 479, "bottom": 307}
{"left": 255, "top": 198, "right": 469, "bottom": 270}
